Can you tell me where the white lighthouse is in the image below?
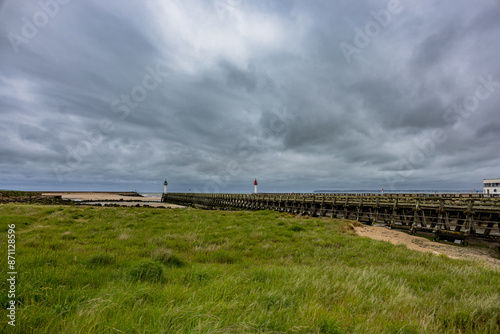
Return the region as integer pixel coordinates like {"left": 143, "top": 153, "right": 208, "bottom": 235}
{"left": 254, "top": 179, "right": 258, "bottom": 194}
{"left": 163, "top": 180, "right": 168, "bottom": 194}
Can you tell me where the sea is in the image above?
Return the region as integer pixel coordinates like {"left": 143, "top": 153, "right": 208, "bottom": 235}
{"left": 313, "top": 189, "right": 480, "bottom": 194}
{"left": 141, "top": 190, "right": 481, "bottom": 196}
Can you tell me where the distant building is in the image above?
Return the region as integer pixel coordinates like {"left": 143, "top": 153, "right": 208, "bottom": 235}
{"left": 483, "top": 178, "right": 500, "bottom": 196}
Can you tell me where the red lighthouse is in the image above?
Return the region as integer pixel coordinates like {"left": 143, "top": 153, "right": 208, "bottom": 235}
{"left": 254, "top": 179, "right": 258, "bottom": 194}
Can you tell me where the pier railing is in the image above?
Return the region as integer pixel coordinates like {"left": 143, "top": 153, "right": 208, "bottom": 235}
{"left": 162, "top": 193, "right": 500, "bottom": 245}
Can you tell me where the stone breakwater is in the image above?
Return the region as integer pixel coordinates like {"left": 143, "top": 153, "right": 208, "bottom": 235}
{"left": 0, "top": 191, "right": 73, "bottom": 205}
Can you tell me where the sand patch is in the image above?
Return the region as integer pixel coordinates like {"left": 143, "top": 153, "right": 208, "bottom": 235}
{"left": 355, "top": 225, "right": 500, "bottom": 270}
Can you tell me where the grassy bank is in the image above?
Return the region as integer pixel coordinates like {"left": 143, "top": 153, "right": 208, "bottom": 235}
{"left": 0, "top": 204, "right": 499, "bottom": 333}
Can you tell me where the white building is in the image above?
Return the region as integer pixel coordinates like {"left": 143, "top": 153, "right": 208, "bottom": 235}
{"left": 483, "top": 178, "right": 500, "bottom": 196}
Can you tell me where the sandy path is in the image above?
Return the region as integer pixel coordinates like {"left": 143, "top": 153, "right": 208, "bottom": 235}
{"left": 355, "top": 225, "right": 500, "bottom": 270}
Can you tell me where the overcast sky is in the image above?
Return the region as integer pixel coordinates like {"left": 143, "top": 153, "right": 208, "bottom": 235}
{"left": 1, "top": 0, "right": 499, "bottom": 193}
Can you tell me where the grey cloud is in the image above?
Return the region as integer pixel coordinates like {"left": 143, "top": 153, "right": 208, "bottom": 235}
{"left": 412, "top": 22, "right": 463, "bottom": 67}
{"left": 1, "top": 0, "right": 499, "bottom": 192}
{"left": 476, "top": 123, "right": 500, "bottom": 139}
{"left": 219, "top": 61, "right": 258, "bottom": 92}
{"left": 468, "top": 4, "right": 500, "bottom": 33}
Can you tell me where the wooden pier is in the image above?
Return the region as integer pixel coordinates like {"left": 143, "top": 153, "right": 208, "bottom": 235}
{"left": 162, "top": 193, "right": 500, "bottom": 246}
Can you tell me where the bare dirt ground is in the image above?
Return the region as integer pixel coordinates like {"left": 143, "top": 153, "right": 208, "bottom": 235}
{"left": 355, "top": 224, "right": 500, "bottom": 270}
{"left": 42, "top": 192, "right": 184, "bottom": 208}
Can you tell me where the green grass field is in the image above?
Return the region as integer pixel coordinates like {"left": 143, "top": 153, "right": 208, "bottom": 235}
{"left": 0, "top": 204, "right": 499, "bottom": 333}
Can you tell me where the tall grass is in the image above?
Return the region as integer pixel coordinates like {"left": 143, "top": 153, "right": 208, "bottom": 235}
{"left": 0, "top": 204, "right": 498, "bottom": 333}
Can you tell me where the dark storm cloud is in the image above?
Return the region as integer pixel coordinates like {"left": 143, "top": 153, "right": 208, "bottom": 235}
{"left": 476, "top": 123, "right": 500, "bottom": 139}
{"left": 1, "top": 0, "right": 499, "bottom": 192}
{"left": 412, "top": 22, "right": 463, "bottom": 67}
{"left": 468, "top": 4, "right": 500, "bottom": 33}
{"left": 219, "top": 61, "right": 258, "bottom": 92}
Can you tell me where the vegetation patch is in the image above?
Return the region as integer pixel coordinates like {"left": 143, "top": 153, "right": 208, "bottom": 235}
{"left": 151, "top": 248, "right": 185, "bottom": 267}
{"left": 61, "top": 231, "right": 77, "bottom": 240}
{"left": 88, "top": 253, "right": 116, "bottom": 266}
{"left": 288, "top": 224, "right": 305, "bottom": 232}
{"left": 318, "top": 318, "right": 345, "bottom": 334}
{"left": 209, "top": 250, "right": 239, "bottom": 264}
{"left": 126, "top": 260, "right": 164, "bottom": 282}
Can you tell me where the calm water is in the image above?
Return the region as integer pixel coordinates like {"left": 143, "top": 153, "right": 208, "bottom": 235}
{"left": 313, "top": 189, "right": 480, "bottom": 194}
{"left": 143, "top": 190, "right": 481, "bottom": 196}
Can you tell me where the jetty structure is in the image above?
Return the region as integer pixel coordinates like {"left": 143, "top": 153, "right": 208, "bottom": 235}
{"left": 484, "top": 178, "right": 500, "bottom": 197}
{"left": 162, "top": 191, "right": 500, "bottom": 248}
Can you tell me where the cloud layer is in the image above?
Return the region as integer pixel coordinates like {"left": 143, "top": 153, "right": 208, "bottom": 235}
{"left": 1, "top": 0, "right": 499, "bottom": 192}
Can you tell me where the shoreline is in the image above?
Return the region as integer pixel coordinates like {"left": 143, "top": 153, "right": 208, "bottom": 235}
{"left": 42, "top": 192, "right": 160, "bottom": 202}
{"left": 40, "top": 192, "right": 184, "bottom": 208}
